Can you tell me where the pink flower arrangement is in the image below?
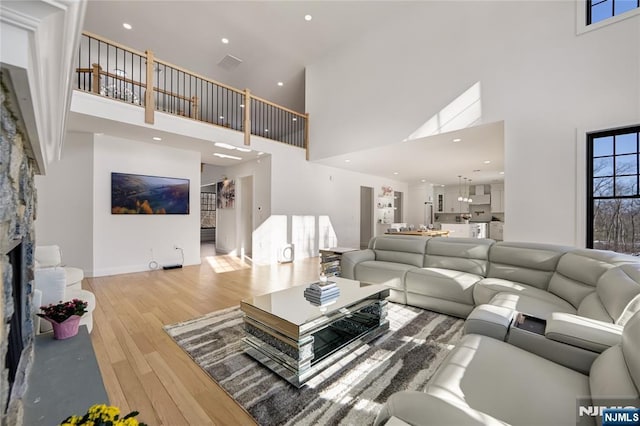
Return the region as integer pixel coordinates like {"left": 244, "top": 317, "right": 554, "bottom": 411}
{"left": 37, "top": 299, "right": 88, "bottom": 323}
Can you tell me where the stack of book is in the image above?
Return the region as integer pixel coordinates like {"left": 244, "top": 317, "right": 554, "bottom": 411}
{"left": 304, "top": 281, "right": 340, "bottom": 305}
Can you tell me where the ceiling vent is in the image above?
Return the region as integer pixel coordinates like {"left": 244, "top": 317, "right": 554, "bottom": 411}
{"left": 217, "top": 54, "right": 243, "bottom": 70}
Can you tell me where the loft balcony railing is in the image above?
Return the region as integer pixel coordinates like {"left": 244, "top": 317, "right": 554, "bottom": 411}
{"left": 76, "top": 32, "right": 309, "bottom": 153}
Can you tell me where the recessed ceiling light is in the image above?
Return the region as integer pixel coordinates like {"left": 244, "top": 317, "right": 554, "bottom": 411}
{"left": 305, "top": 14, "right": 313, "bottom": 21}
{"left": 152, "top": 137, "right": 162, "bottom": 141}
{"left": 277, "top": 82, "right": 284, "bottom": 87}
{"left": 221, "top": 38, "right": 229, "bottom": 44}
{"left": 453, "top": 138, "right": 462, "bottom": 142}
{"left": 499, "top": 171, "right": 505, "bottom": 175}
{"left": 122, "top": 23, "right": 132, "bottom": 30}
{"left": 345, "top": 159, "right": 351, "bottom": 163}
{"left": 214, "top": 142, "right": 236, "bottom": 150}
{"left": 213, "top": 153, "right": 242, "bottom": 160}
{"left": 483, "top": 160, "right": 491, "bottom": 164}
{"left": 441, "top": 184, "right": 445, "bottom": 187}
{"left": 421, "top": 179, "right": 426, "bottom": 183}
{"left": 393, "top": 172, "right": 399, "bottom": 175}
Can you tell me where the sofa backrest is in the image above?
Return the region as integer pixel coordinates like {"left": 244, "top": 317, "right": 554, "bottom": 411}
{"left": 368, "top": 235, "right": 429, "bottom": 268}
{"left": 547, "top": 249, "right": 630, "bottom": 309}
{"left": 424, "top": 237, "right": 494, "bottom": 276}
{"left": 487, "top": 242, "right": 572, "bottom": 290}
{"left": 35, "top": 245, "right": 62, "bottom": 268}
{"left": 576, "top": 263, "right": 640, "bottom": 325}
{"left": 589, "top": 310, "right": 640, "bottom": 405}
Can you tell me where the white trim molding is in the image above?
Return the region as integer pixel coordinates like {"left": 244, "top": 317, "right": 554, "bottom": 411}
{"left": 0, "top": 0, "right": 87, "bottom": 174}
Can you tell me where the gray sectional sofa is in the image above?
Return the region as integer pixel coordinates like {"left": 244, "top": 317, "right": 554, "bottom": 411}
{"left": 342, "top": 235, "right": 640, "bottom": 324}
{"left": 342, "top": 235, "right": 640, "bottom": 425}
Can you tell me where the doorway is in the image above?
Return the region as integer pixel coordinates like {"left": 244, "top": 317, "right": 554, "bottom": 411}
{"left": 360, "top": 186, "right": 373, "bottom": 249}
{"left": 394, "top": 191, "right": 403, "bottom": 223}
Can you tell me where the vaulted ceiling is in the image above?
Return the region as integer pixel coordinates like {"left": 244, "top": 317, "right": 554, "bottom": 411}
{"left": 80, "top": 1, "right": 504, "bottom": 185}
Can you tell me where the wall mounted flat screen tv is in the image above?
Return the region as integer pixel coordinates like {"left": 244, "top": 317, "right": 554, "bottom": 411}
{"left": 111, "top": 172, "right": 190, "bottom": 214}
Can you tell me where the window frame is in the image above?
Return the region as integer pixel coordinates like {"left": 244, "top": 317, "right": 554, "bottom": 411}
{"left": 577, "top": 0, "right": 640, "bottom": 35}
{"left": 587, "top": 125, "right": 640, "bottom": 250}
{"left": 586, "top": 0, "right": 640, "bottom": 25}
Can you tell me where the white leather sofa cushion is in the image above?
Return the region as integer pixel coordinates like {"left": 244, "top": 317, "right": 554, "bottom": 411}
{"left": 424, "top": 334, "right": 590, "bottom": 426}
{"left": 355, "top": 261, "right": 415, "bottom": 290}
{"left": 545, "top": 313, "right": 623, "bottom": 353}
{"left": 375, "top": 391, "right": 506, "bottom": 426}
{"left": 547, "top": 250, "right": 630, "bottom": 309}
{"left": 423, "top": 238, "right": 492, "bottom": 276}
{"left": 375, "top": 311, "right": 640, "bottom": 426}
{"left": 593, "top": 264, "right": 640, "bottom": 325}
{"left": 620, "top": 307, "right": 640, "bottom": 393}
{"left": 406, "top": 268, "right": 482, "bottom": 305}
{"left": 354, "top": 261, "right": 414, "bottom": 304}
{"left": 474, "top": 277, "right": 576, "bottom": 309}
{"left": 577, "top": 292, "right": 615, "bottom": 323}
{"left": 406, "top": 293, "right": 475, "bottom": 318}
{"left": 464, "top": 304, "right": 514, "bottom": 341}
{"left": 487, "top": 292, "right": 576, "bottom": 319}
{"left": 486, "top": 242, "right": 571, "bottom": 290}
{"left": 341, "top": 249, "right": 374, "bottom": 280}
{"left": 369, "top": 235, "right": 429, "bottom": 268}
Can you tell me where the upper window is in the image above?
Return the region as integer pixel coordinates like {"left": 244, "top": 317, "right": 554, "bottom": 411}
{"left": 587, "top": 126, "right": 640, "bottom": 254}
{"left": 587, "top": 0, "right": 640, "bottom": 25}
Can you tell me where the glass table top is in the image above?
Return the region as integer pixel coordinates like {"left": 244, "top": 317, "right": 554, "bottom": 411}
{"left": 241, "top": 277, "right": 388, "bottom": 326}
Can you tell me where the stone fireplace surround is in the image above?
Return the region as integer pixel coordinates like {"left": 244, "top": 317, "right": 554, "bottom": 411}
{"left": 1, "top": 82, "right": 38, "bottom": 425}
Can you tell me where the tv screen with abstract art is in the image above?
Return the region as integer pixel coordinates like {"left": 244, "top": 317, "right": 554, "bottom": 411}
{"left": 111, "top": 172, "right": 190, "bottom": 214}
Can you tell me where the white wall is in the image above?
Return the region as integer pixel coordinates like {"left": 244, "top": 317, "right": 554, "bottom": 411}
{"left": 201, "top": 164, "right": 225, "bottom": 186}
{"left": 34, "top": 132, "right": 94, "bottom": 273}
{"left": 306, "top": 1, "right": 640, "bottom": 246}
{"left": 92, "top": 135, "right": 201, "bottom": 276}
{"left": 207, "top": 155, "right": 272, "bottom": 255}
{"left": 266, "top": 139, "right": 408, "bottom": 261}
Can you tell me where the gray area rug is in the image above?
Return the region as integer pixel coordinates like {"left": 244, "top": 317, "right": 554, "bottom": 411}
{"left": 164, "top": 303, "right": 464, "bottom": 426}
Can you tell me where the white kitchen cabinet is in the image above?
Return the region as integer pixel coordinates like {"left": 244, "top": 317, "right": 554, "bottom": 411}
{"left": 491, "top": 184, "right": 504, "bottom": 213}
{"left": 444, "top": 187, "right": 469, "bottom": 213}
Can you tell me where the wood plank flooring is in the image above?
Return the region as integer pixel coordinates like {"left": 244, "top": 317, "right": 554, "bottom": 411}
{"left": 85, "top": 255, "right": 320, "bottom": 426}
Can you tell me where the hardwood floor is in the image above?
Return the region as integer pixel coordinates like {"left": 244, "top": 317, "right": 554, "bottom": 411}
{"left": 86, "top": 255, "right": 320, "bottom": 426}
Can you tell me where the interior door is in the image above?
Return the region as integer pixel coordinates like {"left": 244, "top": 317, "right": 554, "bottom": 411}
{"left": 360, "top": 186, "right": 373, "bottom": 249}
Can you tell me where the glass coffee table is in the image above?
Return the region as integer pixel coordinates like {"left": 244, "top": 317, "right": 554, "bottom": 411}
{"left": 240, "top": 277, "right": 390, "bottom": 387}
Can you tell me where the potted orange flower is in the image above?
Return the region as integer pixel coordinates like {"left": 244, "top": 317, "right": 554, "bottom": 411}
{"left": 37, "top": 298, "right": 88, "bottom": 339}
